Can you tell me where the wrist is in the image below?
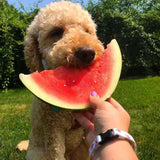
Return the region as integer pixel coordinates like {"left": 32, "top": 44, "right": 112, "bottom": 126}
{"left": 93, "top": 139, "right": 136, "bottom": 160}
{"left": 89, "top": 128, "right": 137, "bottom": 159}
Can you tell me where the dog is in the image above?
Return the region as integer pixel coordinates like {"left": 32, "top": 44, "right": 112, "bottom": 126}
{"left": 20, "top": 1, "right": 104, "bottom": 159}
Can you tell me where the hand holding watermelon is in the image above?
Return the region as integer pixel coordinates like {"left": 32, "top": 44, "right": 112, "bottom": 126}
{"left": 73, "top": 94, "right": 130, "bottom": 145}
{"left": 73, "top": 93, "right": 138, "bottom": 160}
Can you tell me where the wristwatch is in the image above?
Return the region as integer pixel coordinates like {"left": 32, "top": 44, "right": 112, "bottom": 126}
{"left": 89, "top": 128, "right": 136, "bottom": 158}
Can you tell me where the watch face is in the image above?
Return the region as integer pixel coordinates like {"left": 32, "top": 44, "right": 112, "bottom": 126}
{"left": 100, "top": 129, "right": 118, "bottom": 145}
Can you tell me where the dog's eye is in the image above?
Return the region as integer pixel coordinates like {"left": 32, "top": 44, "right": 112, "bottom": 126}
{"left": 85, "top": 29, "right": 90, "bottom": 33}
{"left": 51, "top": 27, "right": 64, "bottom": 37}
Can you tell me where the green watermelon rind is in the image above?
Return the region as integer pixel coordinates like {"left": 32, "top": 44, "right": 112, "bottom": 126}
{"left": 19, "top": 39, "right": 122, "bottom": 110}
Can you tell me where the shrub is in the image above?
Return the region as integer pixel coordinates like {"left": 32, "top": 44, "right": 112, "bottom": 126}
{"left": 0, "top": 0, "right": 38, "bottom": 89}
{"left": 87, "top": 0, "right": 160, "bottom": 78}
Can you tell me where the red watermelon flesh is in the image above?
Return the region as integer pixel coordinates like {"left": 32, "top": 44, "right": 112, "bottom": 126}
{"left": 19, "top": 39, "right": 122, "bottom": 110}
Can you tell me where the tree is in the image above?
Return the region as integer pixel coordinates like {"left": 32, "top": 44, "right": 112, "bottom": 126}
{"left": 87, "top": 0, "right": 160, "bottom": 77}
{"left": 0, "top": 0, "right": 38, "bottom": 89}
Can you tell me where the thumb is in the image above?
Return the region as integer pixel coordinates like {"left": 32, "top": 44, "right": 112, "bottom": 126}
{"left": 89, "top": 91, "right": 104, "bottom": 109}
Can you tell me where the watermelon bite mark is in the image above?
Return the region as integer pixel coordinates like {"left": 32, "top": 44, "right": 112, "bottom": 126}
{"left": 19, "top": 39, "right": 122, "bottom": 110}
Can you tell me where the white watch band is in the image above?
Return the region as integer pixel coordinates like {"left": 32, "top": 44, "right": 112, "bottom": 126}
{"left": 89, "top": 128, "right": 137, "bottom": 159}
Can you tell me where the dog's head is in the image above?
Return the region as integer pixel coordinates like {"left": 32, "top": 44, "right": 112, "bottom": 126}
{"left": 24, "top": 1, "right": 104, "bottom": 72}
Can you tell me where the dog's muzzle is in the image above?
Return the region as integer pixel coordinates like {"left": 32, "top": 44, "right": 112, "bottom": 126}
{"left": 75, "top": 46, "right": 95, "bottom": 64}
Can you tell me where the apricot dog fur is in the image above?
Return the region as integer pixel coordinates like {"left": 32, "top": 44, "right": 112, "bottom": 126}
{"left": 23, "top": 1, "right": 104, "bottom": 160}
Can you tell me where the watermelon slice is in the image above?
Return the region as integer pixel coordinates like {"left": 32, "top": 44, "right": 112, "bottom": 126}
{"left": 19, "top": 39, "right": 122, "bottom": 110}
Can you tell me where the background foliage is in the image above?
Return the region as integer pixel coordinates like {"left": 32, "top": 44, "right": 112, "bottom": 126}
{"left": 0, "top": 0, "right": 160, "bottom": 89}
{"left": 87, "top": 0, "right": 160, "bottom": 77}
{"left": 0, "top": 0, "right": 38, "bottom": 89}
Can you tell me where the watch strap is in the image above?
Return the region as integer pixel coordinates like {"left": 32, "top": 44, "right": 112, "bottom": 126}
{"left": 89, "top": 128, "right": 137, "bottom": 158}
{"left": 112, "top": 128, "right": 136, "bottom": 151}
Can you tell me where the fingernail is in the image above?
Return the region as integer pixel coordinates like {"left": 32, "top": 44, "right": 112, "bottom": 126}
{"left": 90, "top": 91, "right": 99, "bottom": 97}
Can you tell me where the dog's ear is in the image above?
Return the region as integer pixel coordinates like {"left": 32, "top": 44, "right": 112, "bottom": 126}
{"left": 24, "top": 19, "right": 43, "bottom": 73}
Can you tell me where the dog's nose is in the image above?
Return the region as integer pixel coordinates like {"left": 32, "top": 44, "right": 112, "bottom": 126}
{"left": 75, "top": 46, "right": 95, "bottom": 64}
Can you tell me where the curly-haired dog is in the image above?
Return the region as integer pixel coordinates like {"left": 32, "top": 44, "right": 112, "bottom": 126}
{"left": 23, "top": 1, "right": 104, "bottom": 160}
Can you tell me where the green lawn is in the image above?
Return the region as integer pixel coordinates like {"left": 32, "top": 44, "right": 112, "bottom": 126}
{"left": 0, "top": 76, "right": 160, "bottom": 159}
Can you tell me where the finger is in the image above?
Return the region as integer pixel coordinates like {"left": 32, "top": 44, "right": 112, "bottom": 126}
{"left": 89, "top": 91, "right": 100, "bottom": 108}
{"left": 108, "top": 97, "right": 125, "bottom": 111}
{"left": 90, "top": 91, "right": 99, "bottom": 97}
{"left": 89, "top": 94, "right": 102, "bottom": 109}
{"left": 88, "top": 108, "right": 95, "bottom": 114}
{"left": 87, "top": 131, "right": 96, "bottom": 146}
{"left": 73, "top": 112, "right": 94, "bottom": 131}
{"left": 76, "top": 109, "right": 94, "bottom": 121}
{"left": 90, "top": 94, "right": 113, "bottom": 110}
{"left": 84, "top": 111, "right": 94, "bottom": 123}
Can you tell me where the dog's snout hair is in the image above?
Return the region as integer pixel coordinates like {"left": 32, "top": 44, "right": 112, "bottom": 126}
{"left": 75, "top": 46, "right": 95, "bottom": 64}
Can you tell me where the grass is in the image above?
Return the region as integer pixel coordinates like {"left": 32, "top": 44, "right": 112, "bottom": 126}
{"left": 113, "top": 76, "right": 160, "bottom": 159}
{"left": 0, "top": 89, "right": 32, "bottom": 159}
{"left": 0, "top": 76, "right": 160, "bottom": 159}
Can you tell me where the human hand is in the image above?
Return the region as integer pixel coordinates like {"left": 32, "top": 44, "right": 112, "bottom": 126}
{"left": 73, "top": 92, "right": 130, "bottom": 146}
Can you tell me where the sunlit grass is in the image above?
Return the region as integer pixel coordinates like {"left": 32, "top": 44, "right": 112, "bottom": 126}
{"left": 0, "top": 88, "right": 32, "bottom": 159}
{"left": 0, "top": 77, "right": 160, "bottom": 159}
{"left": 113, "top": 76, "right": 160, "bottom": 160}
